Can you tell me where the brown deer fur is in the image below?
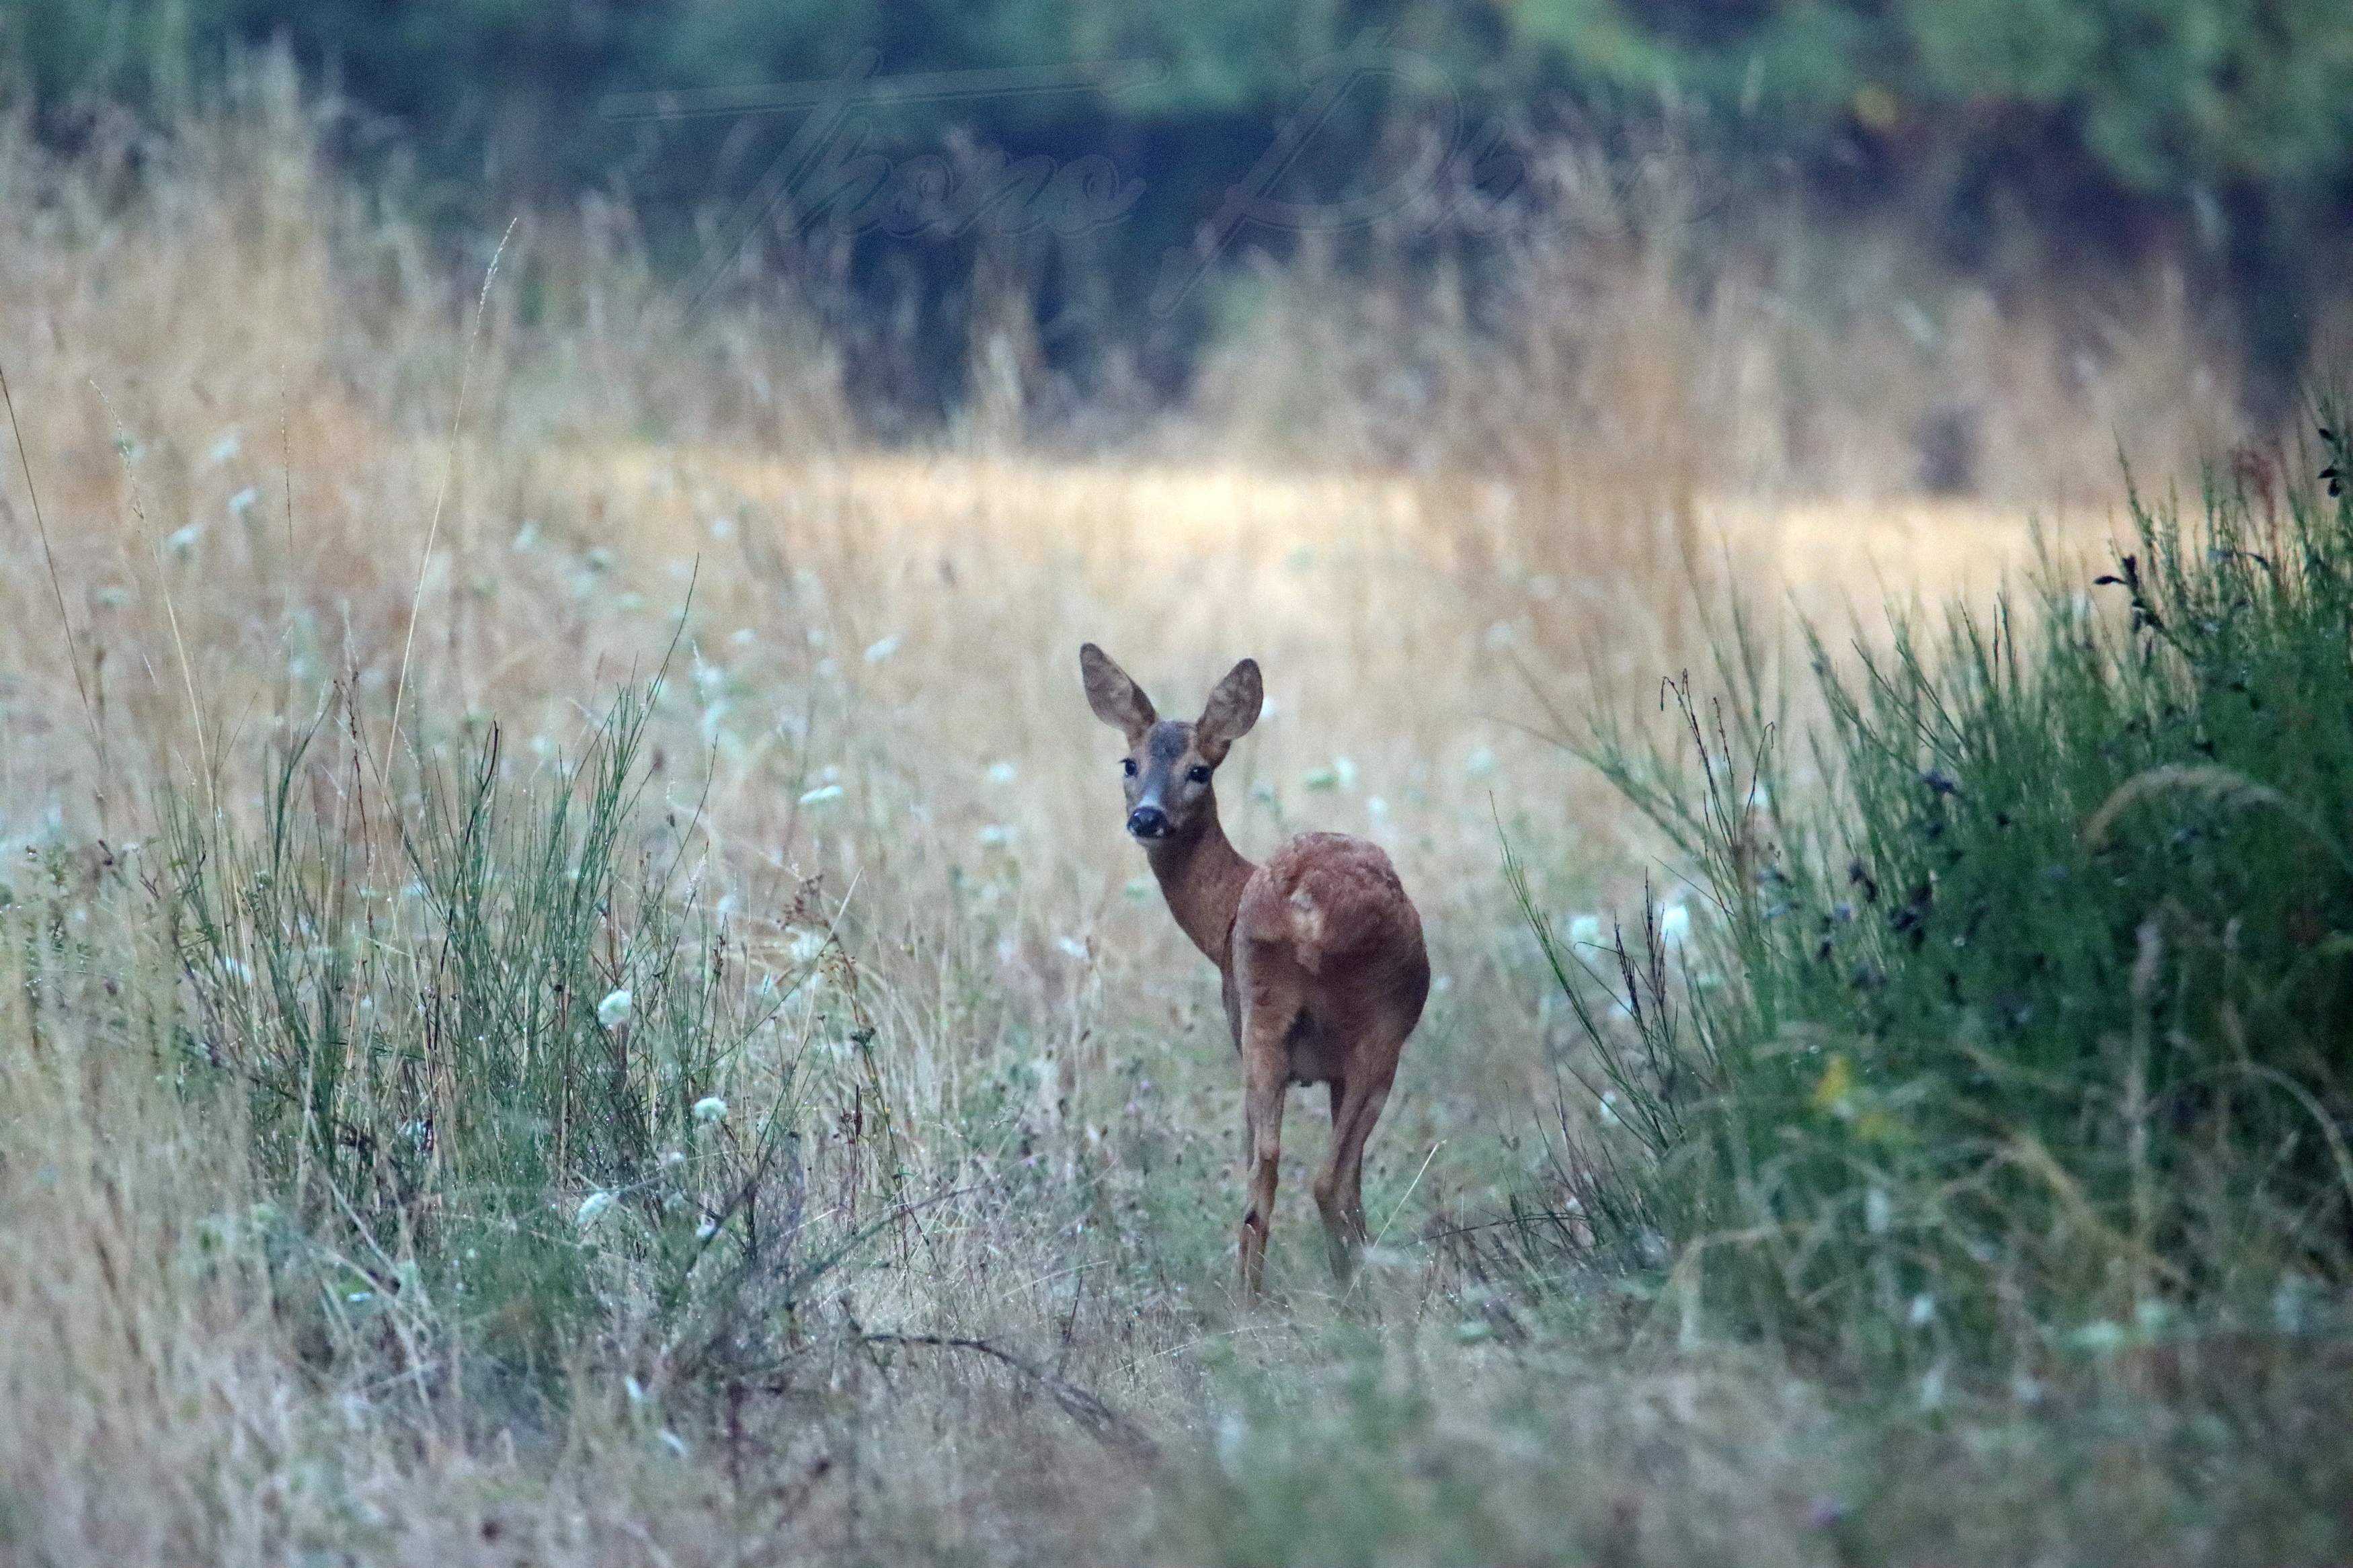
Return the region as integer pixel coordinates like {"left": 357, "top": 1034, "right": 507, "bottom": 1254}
{"left": 1080, "top": 643, "right": 1430, "bottom": 1295}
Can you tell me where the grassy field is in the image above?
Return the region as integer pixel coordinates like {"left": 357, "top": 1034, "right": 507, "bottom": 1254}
{"left": 5, "top": 67, "right": 2348, "bottom": 1567}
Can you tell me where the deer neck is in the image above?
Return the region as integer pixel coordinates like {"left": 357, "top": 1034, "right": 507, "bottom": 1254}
{"left": 1144, "top": 803, "right": 1255, "bottom": 971}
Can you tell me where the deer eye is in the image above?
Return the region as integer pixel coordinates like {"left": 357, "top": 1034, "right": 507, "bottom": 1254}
{"left": 1121, "top": 758, "right": 1138, "bottom": 777}
{"left": 1187, "top": 765, "right": 1211, "bottom": 784}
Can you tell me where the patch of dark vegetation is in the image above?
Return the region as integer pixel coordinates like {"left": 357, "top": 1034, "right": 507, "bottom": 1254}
{"left": 158, "top": 679, "right": 843, "bottom": 1403}
{"left": 1516, "top": 413, "right": 2353, "bottom": 1380}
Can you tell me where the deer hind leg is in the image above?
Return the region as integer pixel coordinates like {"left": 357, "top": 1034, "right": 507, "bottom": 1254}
{"left": 1312, "top": 1064, "right": 1396, "bottom": 1286}
{"left": 1237, "top": 1006, "right": 1291, "bottom": 1298}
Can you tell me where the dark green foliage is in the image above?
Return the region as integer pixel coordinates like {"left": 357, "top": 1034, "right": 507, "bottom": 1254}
{"left": 5, "top": 2, "right": 2347, "bottom": 416}
{"left": 11, "top": 1, "right": 2346, "bottom": 209}
{"left": 1533, "top": 418, "right": 2353, "bottom": 1368}
{"left": 1510, "top": 0, "right": 2353, "bottom": 198}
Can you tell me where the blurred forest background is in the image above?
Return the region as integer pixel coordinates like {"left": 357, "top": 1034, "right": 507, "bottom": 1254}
{"left": 7, "top": 0, "right": 2348, "bottom": 459}
{"left": 7, "top": 8, "right": 2353, "bottom": 1563}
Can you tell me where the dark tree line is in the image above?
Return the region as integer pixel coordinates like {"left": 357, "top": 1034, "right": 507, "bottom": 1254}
{"left": 8, "top": 0, "right": 2347, "bottom": 422}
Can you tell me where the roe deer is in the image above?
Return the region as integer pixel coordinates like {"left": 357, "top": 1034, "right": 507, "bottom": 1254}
{"left": 1080, "top": 644, "right": 1429, "bottom": 1296}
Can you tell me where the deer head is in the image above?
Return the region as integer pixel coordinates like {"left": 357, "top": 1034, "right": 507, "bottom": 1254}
{"left": 1080, "top": 643, "right": 1261, "bottom": 844}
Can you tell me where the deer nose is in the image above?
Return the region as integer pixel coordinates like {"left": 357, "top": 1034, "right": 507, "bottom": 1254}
{"left": 1127, "top": 804, "right": 1170, "bottom": 839}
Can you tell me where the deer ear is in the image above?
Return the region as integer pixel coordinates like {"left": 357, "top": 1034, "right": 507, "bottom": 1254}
{"left": 1195, "top": 657, "right": 1262, "bottom": 763}
{"left": 1080, "top": 643, "right": 1156, "bottom": 743}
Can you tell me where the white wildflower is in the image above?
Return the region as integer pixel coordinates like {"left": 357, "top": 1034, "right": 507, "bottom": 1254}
{"left": 596, "top": 989, "right": 633, "bottom": 1029}
{"left": 692, "top": 1096, "right": 729, "bottom": 1124}
{"left": 1657, "top": 902, "right": 1691, "bottom": 945}
{"left": 576, "top": 1190, "right": 615, "bottom": 1229}
{"left": 1567, "top": 914, "right": 1604, "bottom": 947}
{"left": 1918, "top": 1362, "right": 1947, "bottom": 1410}
{"left": 1216, "top": 1414, "right": 1246, "bottom": 1468}
{"left": 2071, "top": 1319, "right": 2126, "bottom": 1356}
{"left": 2273, "top": 1273, "right": 2322, "bottom": 1334}
{"left": 863, "top": 634, "right": 902, "bottom": 664}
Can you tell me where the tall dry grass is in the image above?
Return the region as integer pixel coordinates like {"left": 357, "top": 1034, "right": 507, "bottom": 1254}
{"left": 1, "top": 55, "right": 2331, "bottom": 1567}
{"left": 1197, "top": 138, "right": 2256, "bottom": 503}
{"left": 0, "top": 60, "right": 1609, "bottom": 1562}
{"left": 1192, "top": 136, "right": 2263, "bottom": 668}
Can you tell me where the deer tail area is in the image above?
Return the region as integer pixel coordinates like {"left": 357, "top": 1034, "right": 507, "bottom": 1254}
{"left": 1286, "top": 886, "right": 1327, "bottom": 972}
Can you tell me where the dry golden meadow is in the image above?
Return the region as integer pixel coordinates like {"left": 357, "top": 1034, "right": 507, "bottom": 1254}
{"left": 6, "top": 64, "right": 2331, "bottom": 1568}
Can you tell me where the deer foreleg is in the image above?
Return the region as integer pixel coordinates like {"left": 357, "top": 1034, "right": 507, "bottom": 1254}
{"left": 1237, "top": 1022, "right": 1289, "bottom": 1298}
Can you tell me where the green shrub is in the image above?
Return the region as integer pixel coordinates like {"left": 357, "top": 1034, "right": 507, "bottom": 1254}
{"left": 1526, "top": 419, "right": 2353, "bottom": 1370}
{"left": 158, "top": 684, "right": 822, "bottom": 1390}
